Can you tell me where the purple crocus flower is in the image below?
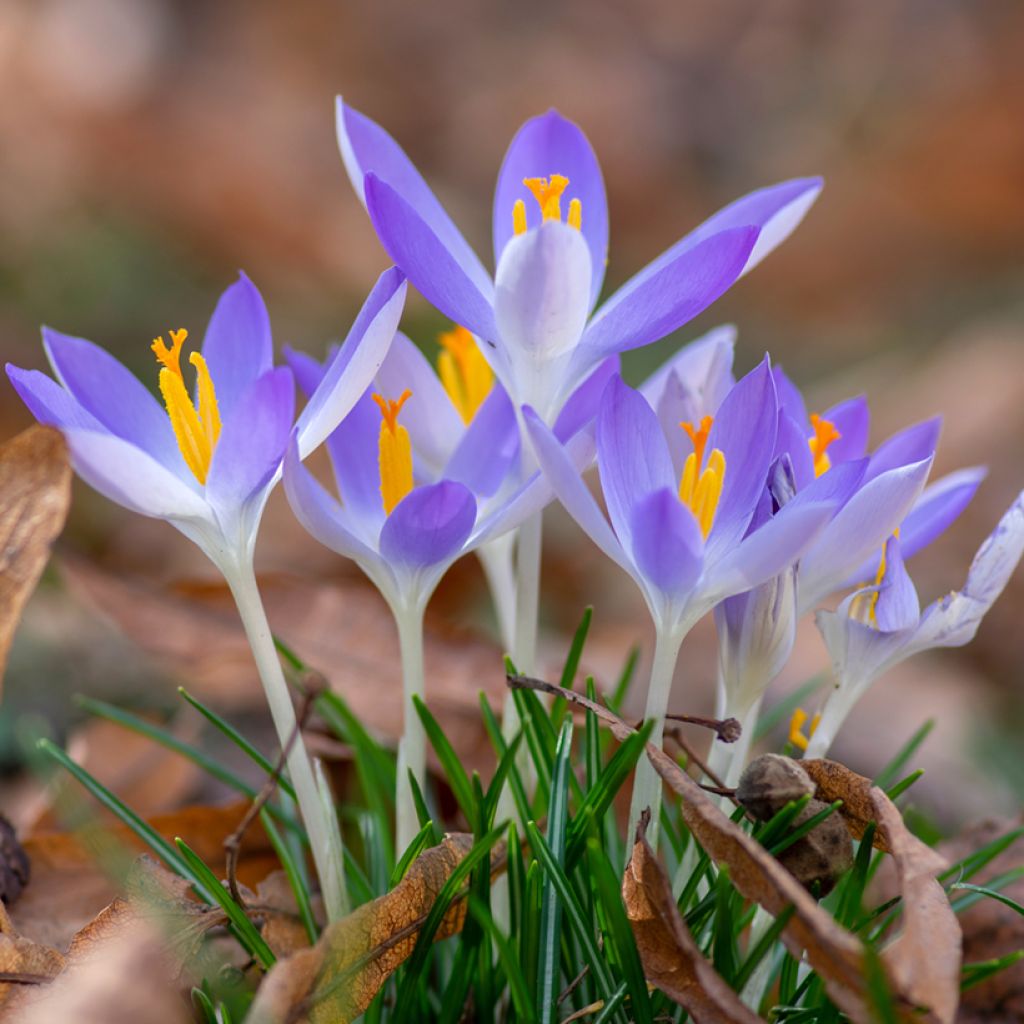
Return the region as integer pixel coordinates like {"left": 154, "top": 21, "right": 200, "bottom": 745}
{"left": 524, "top": 360, "right": 839, "bottom": 846}
{"left": 806, "top": 491, "right": 1024, "bottom": 758}
{"left": 4, "top": 267, "right": 407, "bottom": 922}
{"left": 6, "top": 269, "right": 406, "bottom": 574}
{"left": 337, "top": 100, "right": 822, "bottom": 424}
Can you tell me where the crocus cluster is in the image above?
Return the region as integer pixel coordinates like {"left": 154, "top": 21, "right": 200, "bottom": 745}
{"left": 8, "top": 101, "right": 1024, "bottom": 884}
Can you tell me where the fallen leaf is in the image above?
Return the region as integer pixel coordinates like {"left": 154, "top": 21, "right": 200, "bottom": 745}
{"left": 0, "top": 426, "right": 71, "bottom": 696}
{"left": 510, "top": 674, "right": 962, "bottom": 1024}
{"left": 623, "top": 811, "right": 763, "bottom": 1023}
{"left": 0, "top": 902, "right": 64, "bottom": 1010}
{"left": 249, "top": 832, "right": 505, "bottom": 1024}
{"left": 255, "top": 869, "right": 319, "bottom": 959}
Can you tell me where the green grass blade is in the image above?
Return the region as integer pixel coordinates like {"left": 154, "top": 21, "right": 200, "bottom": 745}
{"left": 467, "top": 897, "right": 535, "bottom": 1022}
{"left": 608, "top": 647, "right": 640, "bottom": 712}
{"left": 259, "top": 808, "right": 318, "bottom": 944}
{"left": 559, "top": 607, "right": 593, "bottom": 691}
{"left": 873, "top": 720, "right": 934, "bottom": 789}
{"left": 479, "top": 693, "right": 531, "bottom": 827}
{"left": 939, "top": 826, "right": 1024, "bottom": 883}
{"left": 414, "top": 695, "right": 476, "bottom": 824}
{"left": 962, "top": 950, "right": 1024, "bottom": 991}
{"left": 885, "top": 769, "right": 923, "bottom": 802}
{"left": 735, "top": 904, "right": 795, "bottom": 992}
{"left": 950, "top": 872, "right": 1024, "bottom": 914}
{"left": 768, "top": 800, "right": 843, "bottom": 856}
{"left": 175, "top": 838, "right": 276, "bottom": 969}
{"left": 390, "top": 821, "right": 435, "bottom": 887}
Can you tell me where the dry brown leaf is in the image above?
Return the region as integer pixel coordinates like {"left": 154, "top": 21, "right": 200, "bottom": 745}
{"left": 255, "top": 869, "right": 319, "bottom": 959}
{"left": 250, "top": 832, "right": 504, "bottom": 1024}
{"left": 0, "top": 426, "right": 71, "bottom": 696}
{"left": 623, "top": 812, "right": 762, "bottom": 1024}
{"left": 510, "top": 674, "right": 961, "bottom": 1024}
{"left": 0, "top": 902, "right": 64, "bottom": 1009}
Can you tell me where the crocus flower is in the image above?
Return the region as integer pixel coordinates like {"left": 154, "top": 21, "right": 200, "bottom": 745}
{"left": 282, "top": 364, "right": 562, "bottom": 852}
{"left": 524, "top": 360, "right": 840, "bottom": 846}
{"left": 5, "top": 268, "right": 407, "bottom": 923}
{"left": 337, "top": 100, "right": 822, "bottom": 426}
{"left": 805, "top": 491, "right": 1024, "bottom": 758}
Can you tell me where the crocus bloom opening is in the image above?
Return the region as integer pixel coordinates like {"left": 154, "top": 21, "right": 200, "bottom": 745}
{"left": 337, "top": 99, "right": 823, "bottom": 424}
{"left": 806, "top": 491, "right": 1024, "bottom": 758}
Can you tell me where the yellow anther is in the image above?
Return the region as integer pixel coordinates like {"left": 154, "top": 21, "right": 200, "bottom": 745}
{"left": 678, "top": 417, "right": 725, "bottom": 537}
{"left": 863, "top": 527, "right": 900, "bottom": 626}
{"left": 523, "top": 174, "right": 570, "bottom": 222}
{"left": 151, "top": 328, "right": 189, "bottom": 378}
{"left": 788, "top": 708, "right": 821, "bottom": 753}
{"left": 512, "top": 199, "right": 527, "bottom": 237}
{"left": 437, "top": 326, "right": 493, "bottom": 425}
{"left": 567, "top": 197, "right": 582, "bottom": 231}
{"left": 153, "top": 328, "right": 221, "bottom": 484}
{"left": 808, "top": 413, "right": 841, "bottom": 478}
{"left": 372, "top": 390, "right": 414, "bottom": 515}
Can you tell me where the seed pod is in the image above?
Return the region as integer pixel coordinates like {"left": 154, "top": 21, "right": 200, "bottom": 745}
{"left": 736, "top": 753, "right": 816, "bottom": 821}
{"left": 778, "top": 798, "right": 855, "bottom": 897}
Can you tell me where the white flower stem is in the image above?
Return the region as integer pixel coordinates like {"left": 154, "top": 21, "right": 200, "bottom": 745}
{"left": 706, "top": 695, "right": 764, "bottom": 790}
{"left": 224, "top": 562, "right": 347, "bottom": 924}
{"left": 394, "top": 602, "right": 427, "bottom": 857}
{"left": 476, "top": 534, "right": 517, "bottom": 653}
{"left": 626, "top": 626, "right": 685, "bottom": 857}
{"left": 803, "top": 683, "right": 857, "bottom": 759}
{"left": 512, "top": 511, "right": 543, "bottom": 674}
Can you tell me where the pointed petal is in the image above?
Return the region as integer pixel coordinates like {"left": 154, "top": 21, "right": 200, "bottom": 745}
{"left": 364, "top": 175, "right": 496, "bottom": 341}
{"left": 872, "top": 535, "right": 920, "bottom": 632}
{"left": 772, "top": 366, "right": 808, "bottom": 428}
{"left": 638, "top": 324, "right": 737, "bottom": 413}
{"left": 774, "top": 410, "right": 815, "bottom": 491}
{"left": 704, "top": 358, "right": 779, "bottom": 557}
{"left": 579, "top": 227, "right": 758, "bottom": 362}
{"left": 492, "top": 109, "right": 608, "bottom": 306}
{"left": 596, "top": 376, "right": 676, "bottom": 548}
{"left": 283, "top": 345, "right": 329, "bottom": 398}
{"left": 824, "top": 395, "right": 869, "bottom": 462}
{"left": 553, "top": 356, "right": 619, "bottom": 443}
{"left": 379, "top": 480, "right": 476, "bottom": 570}
{"left": 206, "top": 367, "right": 295, "bottom": 523}
{"left": 337, "top": 99, "right": 493, "bottom": 297}
{"left": 200, "top": 273, "right": 274, "bottom": 421}
{"left": 444, "top": 385, "right": 519, "bottom": 498}
{"left": 494, "top": 221, "right": 591, "bottom": 364}
{"left": 798, "top": 456, "right": 933, "bottom": 614}
{"left": 522, "top": 406, "right": 630, "bottom": 573}
{"left": 42, "top": 328, "right": 184, "bottom": 473}
{"left": 376, "top": 331, "right": 463, "bottom": 472}
{"left": 629, "top": 487, "right": 704, "bottom": 600}
{"left": 866, "top": 417, "right": 941, "bottom": 482}
{"left": 295, "top": 266, "right": 406, "bottom": 458}
{"left": 7, "top": 365, "right": 107, "bottom": 432}
{"left": 62, "top": 429, "right": 208, "bottom": 520}
{"left": 282, "top": 436, "right": 383, "bottom": 569}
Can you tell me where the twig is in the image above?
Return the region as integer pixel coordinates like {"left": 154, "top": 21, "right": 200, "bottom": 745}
{"left": 224, "top": 672, "right": 326, "bottom": 906}
{"left": 558, "top": 964, "right": 590, "bottom": 1005}
{"left": 664, "top": 712, "right": 742, "bottom": 743}
{"left": 663, "top": 724, "right": 740, "bottom": 807}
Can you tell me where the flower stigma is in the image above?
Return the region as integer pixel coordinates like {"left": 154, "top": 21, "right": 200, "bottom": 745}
{"left": 850, "top": 528, "right": 900, "bottom": 627}
{"left": 373, "top": 390, "right": 414, "bottom": 515}
{"left": 678, "top": 415, "right": 726, "bottom": 538}
{"left": 512, "top": 174, "right": 582, "bottom": 236}
{"left": 808, "top": 413, "right": 841, "bottom": 477}
{"left": 152, "top": 328, "right": 221, "bottom": 485}
{"left": 436, "top": 325, "right": 493, "bottom": 425}
{"left": 788, "top": 707, "right": 821, "bottom": 752}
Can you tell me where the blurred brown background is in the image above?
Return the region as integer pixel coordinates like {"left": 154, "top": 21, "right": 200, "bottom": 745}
{"left": 1, "top": 0, "right": 1023, "bottom": 827}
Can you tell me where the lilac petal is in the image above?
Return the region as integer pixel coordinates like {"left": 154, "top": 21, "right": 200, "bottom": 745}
{"left": 824, "top": 395, "right": 869, "bottom": 463}
{"left": 283, "top": 346, "right": 329, "bottom": 398}
{"left": 798, "top": 456, "right": 933, "bottom": 613}
{"left": 282, "top": 437, "right": 382, "bottom": 568}
{"left": 788, "top": 457, "right": 867, "bottom": 513}
{"left": 629, "top": 487, "right": 704, "bottom": 600}
{"left": 62, "top": 429, "right": 208, "bottom": 519}
{"left": 322, "top": 389, "right": 386, "bottom": 538}
{"left": 295, "top": 266, "right": 406, "bottom": 459}
{"left": 444, "top": 385, "right": 519, "bottom": 498}
{"left": 639, "top": 324, "right": 737, "bottom": 413}
{"left": 206, "top": 367, "right": 295, "bottom": 521}
{"left": 492, "top": 109, "right": 608, "bottom": 306}
{"left": 379, "top": 480, "right": 476, "bottom": 570}
{"left": 596, "top": 377, "right": 676, "bottom": 548}
{"left": 522, "top": 407, "right": 630, "bottom": 573}
{"left": 912, "top": 490, "right": 1024, "bottom": 651}
{"left": 704, "top": 358, "right": 779, "bottom": 557}
{"left": 364, "top": 175, "right": 496, "bottom": 341}
{"left": 774, "top": 411, "right": 815, "bottom": 491}
{"left": 772, "top": 367, "right": 808, "bottom": 428}
{"left": 866, "top": 417, "right": 941, "bottom": 482}
{"left": 376, "top": 331, "right": 463, "bottom": 472}
{"left": 679, "top": 177, "right": 823, "bottom": 277}
{"left": 553, "top": 356, "right": 619, "bottom": 443}
{"left": 336, "top": 99, "right": 493, "bottom": 298}
{"left": 712, "top": 501, "right": 835, "bottom": 598}
{"left": 200, "top": 273, "right": 274, "bottom": 421}
{"left": 494, "top": 222, "right": 591, "bottom": 362}
{"left": 873, "top": 536, "right": 920, "bottom": 632}
{"left": 816, "top": 600, "right": 910, "bottom": 691}
{"left": 42, "top": 328, "right": 184, "bottom": 473}
{"left": 7, "top": 365, "right": 107, "bottom": 433}
{"left": 579, "top": 227, "right": 758, "bottom": 362}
